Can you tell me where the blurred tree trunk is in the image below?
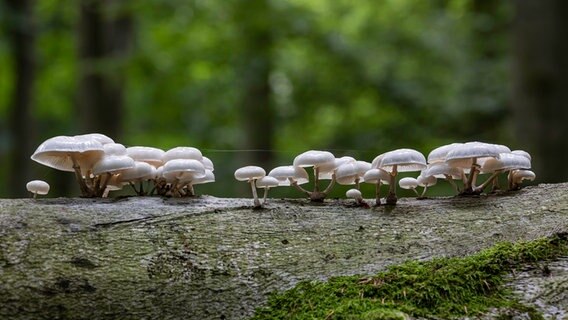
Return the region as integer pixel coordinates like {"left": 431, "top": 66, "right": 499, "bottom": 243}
{"left": 77, "top": 0, "right": 133, "bottom": 140}
{"left": 234, "top": 0, "right": 275, "bottom": 168}
{"left": 4, "top": 0, "right": 37, "bottom": 197}
{"left": 512, "top": 0, "right": 568, "bottom": 183}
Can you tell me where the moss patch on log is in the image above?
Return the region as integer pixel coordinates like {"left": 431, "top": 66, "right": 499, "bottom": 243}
{"left": 252, "top": 233, "right": 568, "bottom": 319}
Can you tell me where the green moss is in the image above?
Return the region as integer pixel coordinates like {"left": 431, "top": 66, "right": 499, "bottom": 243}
{"left": 252, "top": 233, "right": 568, "bottom": 319}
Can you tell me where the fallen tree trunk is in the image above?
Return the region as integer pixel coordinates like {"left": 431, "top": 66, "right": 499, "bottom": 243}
{"left": 0, "top": 183, "right": 567, "bottom": 319}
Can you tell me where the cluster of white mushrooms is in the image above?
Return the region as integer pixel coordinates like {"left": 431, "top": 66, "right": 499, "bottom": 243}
{"left": 234, "top": 142, "right": 535, "bottom": 208}
{"left": 28, "top": 133, "right": 215, "bottom": 198}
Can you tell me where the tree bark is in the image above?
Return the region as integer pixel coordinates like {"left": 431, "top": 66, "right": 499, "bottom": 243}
{"left": 4, "top": 0, "right": 37, "bottom": 198}
{"left": 511, "top": 0, "right": 568, "bottom": 183}
{"left": 77, "top": 0, "right": 132, "bottom": 139}
{"left": 0, "top": 183, "right": 567, "bottom": 319}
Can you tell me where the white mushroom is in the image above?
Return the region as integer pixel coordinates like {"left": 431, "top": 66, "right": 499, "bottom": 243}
{"left": 399, "top": 177, "right": 420, "bottom": 197}
{"left": 118, "top": 161, "right": 155, "bottom": 195}
{"left": 268, "top": 165, "right": 309, "bottom": 186}
{"left": 255, "top": 176, "right": 280, "bottom": 204}
{"left": 445, "top": 142, "right": 508, "bottom": 194}
{"left": 162, "top": 159, "right": 207, "bottom": 197}
{"left": 375, "top": 148, "right": 427, "bottom": 205}
{"left": 510, "top": 170, "right": 536, "bottom": 190}
{"left": 31, "top": 135, "right": 105, "bottom": 197}
{"left": 26, "top": 180, "right": 50, "bottom": 198}
{"left": 234, "top": 166, "right": 266, "bottom": 208}
{"left": 421, "top": 162, "right": 463, "bottom": 193}
{"left": 363, "top": 168, "right": 391, "bottom": 206}
{"left": 346, "top": 188, "right": 368, "bottom": 207}
{"left": 416, "top": 174, "right": 437, "bottom": 197}
{"left": 480, "top": 152, "right": 531, "bottom": 193}
{"left": 163, "top": 146, "right": 203, "bottom": 162}
{"left": 293, "top": 150, "right": 336, "bottom": 201}
{"left": 92, "top": 155, "right": 136, "bottom": 197}
{"left": 126, "top": 146, "right": 165, "bottom": 168}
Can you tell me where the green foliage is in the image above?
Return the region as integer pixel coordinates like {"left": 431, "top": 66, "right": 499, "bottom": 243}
{"left": 0, "top": 0, "right": 513, "bottom": 197}
{"left": 251, "top": 233, "right": 568, "bottom": 319}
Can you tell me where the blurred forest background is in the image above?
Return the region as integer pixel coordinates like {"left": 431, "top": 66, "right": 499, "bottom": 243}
{"left": 0, "top": 0, "right": 567, "bottom": 198}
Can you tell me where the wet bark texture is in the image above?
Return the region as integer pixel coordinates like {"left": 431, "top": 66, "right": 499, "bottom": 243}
{"left": 0, "top": 183, "right": 567, "bottom": 319}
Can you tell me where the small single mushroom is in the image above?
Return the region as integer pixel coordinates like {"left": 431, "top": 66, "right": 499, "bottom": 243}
{"left": 479, "top": 152, "right": 531, "bottom": 193}
{"left": 421, "top": 163, "right": 463, "bottom": 194}
{"left": 268, "top": 165, "right": 309, "bottom": 186}
{"left": 510, "top": 169, "right": 536, "bottom": 190}
{"left": 192, "top": 169, "right": 216, "bottom": 195}
{"left": 234, "top": 166, "right": 266, "bottom": 208}
{"left": 163, "top": 146, "right": 203, "bottom": 162}
{"left": 346, "top": 188, "right": 368, "bottom": 207}
{"left": 126, "top": 146, "right": 165, "bottom": 168}
{"left": 31, "top": 135, "right": 105, "bottom": 197}
{"left": 293, "top": 150, "right": 336, "bottom": 201}
{"left": 363, "top": 168, "right": 390, "bottom": 206}
{"left": 92, "top": 154, "right": 136, "bottom": 197}
{"left": 445, "top": 142, "right": 508, "bottom": 195}
{"left": 118, "top": 161, "right": 155, "bottom": 195}
{"left": 162, "top": 159, "right": 206, "bottom": 197}
{"left": 255, "top": 176, "right": 280, "bottom": 204}
{"left": 374, "top": 148, "right": 427, "bottom": 205}
{"left": 26, "top": 180, "right": 50, "bottom": 198}
{"left": 398, "top": 177, "right": 420, "bottom": 197}
{"left": 416, "top": 173, "right": 437, "bottom": 198}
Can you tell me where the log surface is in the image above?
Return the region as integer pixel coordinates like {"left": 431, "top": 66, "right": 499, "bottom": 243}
{"left": 1, "top": 183, "right": 567, "bottom": 319}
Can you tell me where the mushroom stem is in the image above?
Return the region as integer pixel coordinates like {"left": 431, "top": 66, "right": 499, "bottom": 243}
{"left": 249, "top": 179, "right": 261, "bottom": 207}
{"left": 99, "top": 173, "right": 113, "bottom": 197}
{"left": 355, "top": 178, "right": 360, "bottom": 190}
{"left": 473, "top": 171, "right": 502, "bottom": 193}
{"left": 420, "top": 186, "right": 428, "bottom": 198}
{"left": 262, "top": 188, "right": 269, "bottom": 204}
{"left": 375, "top": 180, "right": 382, "bottom": 206}
{"left": 32, "top": 192, "right": 37, "bottom": 199}
{"left": 290, "top": 179, "right": 311, "bottom": 197}
{"left": 313, "top": 166, "right": 320, "bottom": 193}
{"left": 386, "top": 165, "right": 398, "bottom": 205}
{"left": 410, "top": 188, "right": 420, "bottom": 197}
{"left": 71, "top": 156, "right": 91, "bottom": 197}
{"left": 322, "top": 173, "right": 336, "bottom": 195}
{"left": 444, "top": 175, "right": 461, "bottom": 194}
{"left": 463, "top": 158, "right": 478, "bottom": 194}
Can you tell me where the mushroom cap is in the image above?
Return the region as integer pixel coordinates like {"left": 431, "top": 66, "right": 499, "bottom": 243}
{"left": 445, "top": 142, "right": 505, "bottom": 168}
{"left": 126, "top": 146, "right": 165, "bottom": 168}
{"left": 293, "top": 150, "right": 335, "bottom": 169}
{"left": 363, "top": 168, "right": 391, "bottom": 185}
{"left": 481, "top": 152, "right": 531, "bottom": 173}
{"left": 255, "top": 176, "right": 280, "bottom": 189}
{"left": 335, "top": 162, "right": 359, "bottom": 185}
{"left": 163, "top": 146, "right": 203, "bottom": 162}
{"left": 193, "top": 170, "right": 216, "bottom": 185}
{"left": 319, "top": 156, "right": 355, "bottom": 180}
{"left": 422, "top": 162, "right": 463, "bottom": 180}
{"left": 26, "top": 180, "right": 50, "bottom": 195}
{"left": 103, "top": 143, "right": 127, "bottom": 156}
{"left": 118, "top": 161, "right": 155, "bottom": 183}
{"left": 398, "top": 177, "right": 419, "bottom": 190}
{"left": 512, "top": 169, "right": 536, "bottom": 183}
{"left": 511, "top": 150, "right": 532, "bottom": 161}
{"left": 31, "top": 135, "right": 105, "bottom": 173}
{"left": 74, "top": 133, "right": 114, "bottom": 145}
{"left": 427, "top": 143, "right": 463, "bottom": 164}
{"left": 201, "top": 156, "right": 214, "bottom": 171}
{"left": 234, "top": 166, "right": 266, "bottom": 182}
{"left": 268, "top": 165, "right": 309, "bottom": 186}
{"left": 92, "top": 155, "right": 136, "bottom": 176}
{"left": 346, "top": 188, "right": 362, "bottom": 200}
{"left": 417, "top": 174, "right": 437, "bottom": 187}
{"left": 162, "top": 159, "right": 207, "bottom": 182}
{"left": 378, "top": 148, "right": 427, "bottom": 173}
